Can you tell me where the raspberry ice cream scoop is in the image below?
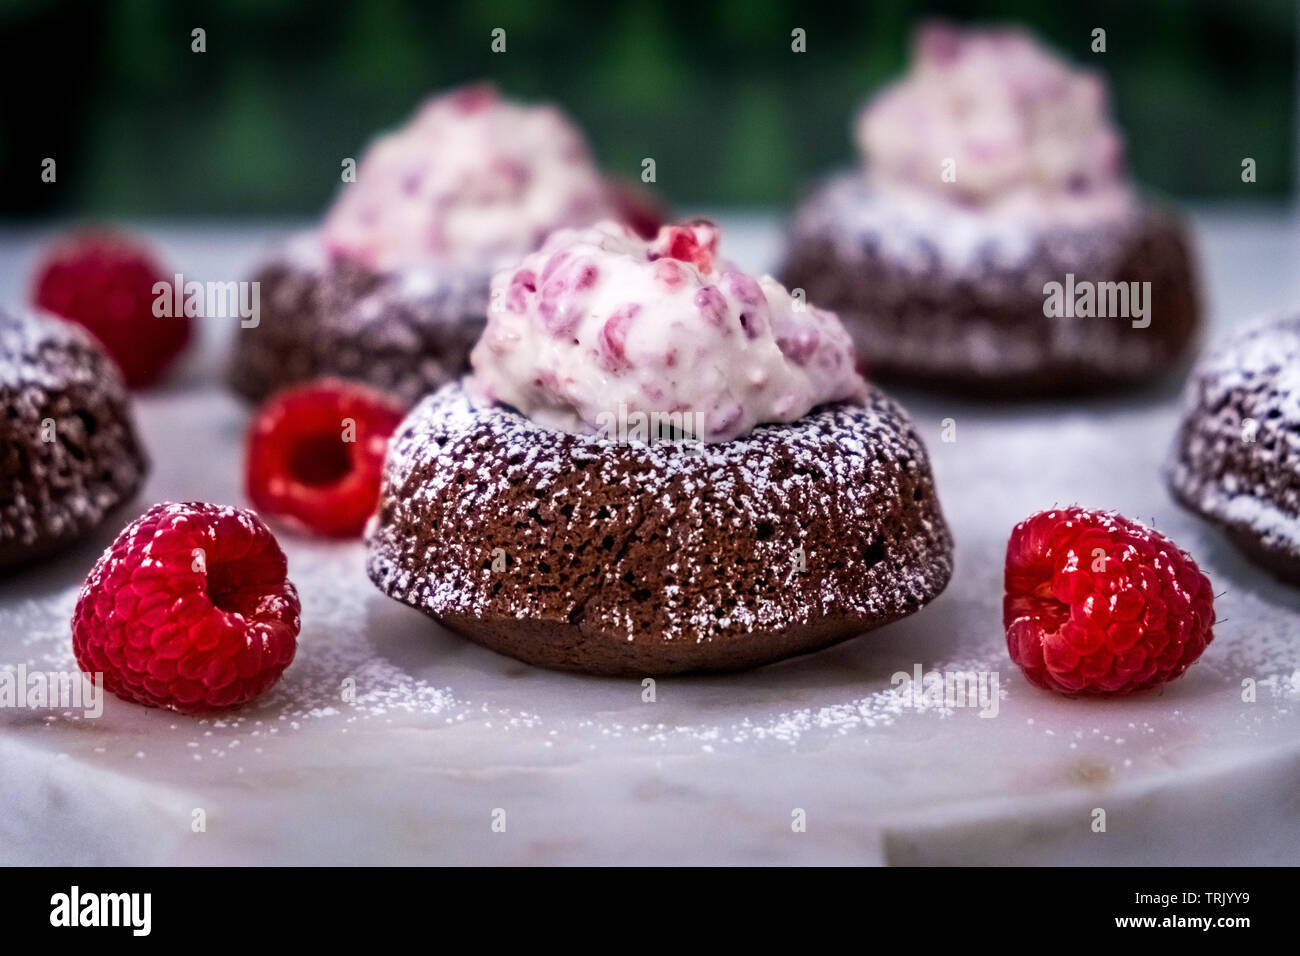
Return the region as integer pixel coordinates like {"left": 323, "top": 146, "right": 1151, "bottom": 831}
{"left": 323, "top": 84, "right": 613, "bottom": 272}
{"left": 856, "top": 21, "right": 1133, "bottom": 224}
{"left": 467, "top": 220, "right": 866, "bottom": 442}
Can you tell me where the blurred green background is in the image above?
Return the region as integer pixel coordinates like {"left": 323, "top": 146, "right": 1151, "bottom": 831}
{"left": 1, "top": 0, "right": 1293, "bottom": 218}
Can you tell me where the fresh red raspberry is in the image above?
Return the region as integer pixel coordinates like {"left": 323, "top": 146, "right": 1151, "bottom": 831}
{"left": 246, "top": 379, "right": 405, "bottom": 538}
{"left": 648, "top": 220, "right": 718, "bottom": 273}
{"left": 32, "top": 230, "right": 190, "bottom": 388}
{"left": 1004, "top": 508, "right": 1215, "bottom": 696}
{"left": 72, "top": 502, "right": 300, "bottom": 713}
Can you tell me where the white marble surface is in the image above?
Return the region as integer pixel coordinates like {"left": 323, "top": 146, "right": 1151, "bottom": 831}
{"left": 1, "top": 211, "right": 1299, "bottom": 865}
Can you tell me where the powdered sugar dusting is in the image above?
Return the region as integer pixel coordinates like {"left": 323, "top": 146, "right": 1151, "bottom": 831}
{"left": 366, "top": 381, "right": 952, "bottom": 672}
{"left": 0, "top": 308, "right": 147, "bottom": 562}
{"left": 779, "top": 175, "right": 1196, "bottom": 390}
{"left": 4, "top": 218, "right": 1299, "bottom": 866}
{"left": 1168, "top": 312, "right": 1300, "bottom": 555}
{"left": 788, "top": 173, "right": 1138, "bottom": 280}
{"left": 0, "top": 308, "right": 121, "bottom": 390}
{"left": 230, "top": 243, "right": 489, "bottom": 406}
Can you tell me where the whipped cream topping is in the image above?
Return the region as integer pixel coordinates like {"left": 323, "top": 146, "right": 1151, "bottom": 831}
{"left": 323, "top": 84, "right": 613, "bottom": 272}
{"left": 856, "top": 22, "right": 1133, "bottom": 224}
{"left": 467, "top": 221, "right": 866, "bottom": 442}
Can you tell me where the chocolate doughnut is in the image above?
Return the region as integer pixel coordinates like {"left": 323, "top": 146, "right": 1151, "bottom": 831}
{"left": 1168, "top": 313, "right": 1300, "bottom": 583}
{"left": 366, "top": 383, "right": 952, "bottom": 675}
{"left": 780, "top": 22, "right": 1201, "bottom": 395}
{"left": 367, "top": 220, "right": 952, "bottom": 674}
{"left": 0, "top": 308, "right": 148, "bottom": 570}
{"left": 780, "top": 176, "right": 1200, "bottom": 394}
{"left": 228, "top": 236, "right": 488, "bottom": 407}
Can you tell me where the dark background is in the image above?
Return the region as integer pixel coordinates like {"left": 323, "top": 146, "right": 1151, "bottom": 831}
{"left": 0, "top": 0, "right": 1293, "bottom": 218}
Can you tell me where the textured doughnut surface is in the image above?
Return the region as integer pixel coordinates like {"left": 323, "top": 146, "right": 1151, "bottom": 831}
{"left": 228, "top": 238, "right": 488, "bottom": 407}
{"left": 0, "top": 308, "right": 147, "bottom": 571}
{"left": 1167, "top": 313, "right": 1300, "bottom": 583}
{"left": 779, "top": 175, "right": 1201, "bottom": 395}
{"left": 366, "top": 382, "right": 953, "bottom": 675}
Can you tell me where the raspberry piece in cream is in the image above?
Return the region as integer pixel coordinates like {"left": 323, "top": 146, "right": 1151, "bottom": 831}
{"left": 467, "top": 221, "right": 866, "bottom": 442}
{"left": 649, "top": 221, "right": 718, "bottom": 273}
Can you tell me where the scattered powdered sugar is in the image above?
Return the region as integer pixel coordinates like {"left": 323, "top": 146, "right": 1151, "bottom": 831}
{"left": 4, "top": 563, "right": 946, "bottom": 752}
{"left": 4, "top": 221, "right": 1300, "bottom": 865}
{"left": 254, "top": 637, "right": 456, "bottom": 721}
{"left": 787, "top": 173, "right": 1139, "bottom": 280}
{"left": 3, "top": 506, "right": 1298, "bottom": 765}
{"left": 2, "top": 564, "right": 476, "bottom": 762}
{"left": 602, "top": 656, "right": 1007, "bottom": 747}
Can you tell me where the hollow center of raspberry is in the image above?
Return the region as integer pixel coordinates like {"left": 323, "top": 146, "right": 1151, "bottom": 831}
{"left": 205, "top": 562, "right": 250, "bottom": 616}
{"left": 203, "top": 552, "right": 283, "bottom": 620}
{"left": 1033, "top": 594, "right": 1069, "bottom": 634}
{"left": 288, "top": 433, "right": 353, "bottom": 487}
{"left": 1010, "top": 579, "right": 1069, "bottom": 636}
